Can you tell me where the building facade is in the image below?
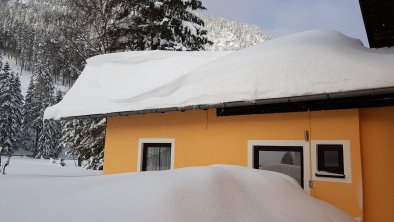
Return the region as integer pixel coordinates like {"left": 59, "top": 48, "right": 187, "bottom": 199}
{"left": 103, "top": 106, "right": 393, "bottom": 221}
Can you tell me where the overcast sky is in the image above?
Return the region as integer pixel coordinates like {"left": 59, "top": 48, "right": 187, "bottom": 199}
{"left": 202, "top": 0, "right": 368, "bottom": 46}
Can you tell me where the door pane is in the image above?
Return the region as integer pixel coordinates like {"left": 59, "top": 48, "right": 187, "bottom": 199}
{"left": 254, "top": 146, "right": 303, "bottom": 187}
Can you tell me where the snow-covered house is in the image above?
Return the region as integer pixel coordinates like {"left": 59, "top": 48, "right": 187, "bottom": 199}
{"left": 45, "top": 29, "right": 394, "bottom": 221}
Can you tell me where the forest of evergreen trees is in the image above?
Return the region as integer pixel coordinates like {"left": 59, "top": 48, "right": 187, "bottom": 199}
{"left": 0, "top": 0, "right": 210, "bottom": 170}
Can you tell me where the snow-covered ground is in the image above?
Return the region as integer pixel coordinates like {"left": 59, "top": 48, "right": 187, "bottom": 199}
{"left": 1, "top": 157, "right": 101, "bottom": 177}
{"left": 0, "top": 158, "right": 354, "bottom": 222}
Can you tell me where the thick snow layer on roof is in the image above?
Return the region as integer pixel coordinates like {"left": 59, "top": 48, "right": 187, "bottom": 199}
{"left": 1, "top": 163, "right": 355, "bottom": 222}
{"left": 45, "top": 30, "right": 394, "bottom": 119}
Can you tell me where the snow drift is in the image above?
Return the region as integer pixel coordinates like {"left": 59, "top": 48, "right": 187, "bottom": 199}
{"left": 0, "top": 164, "right": 355, "bottom": 222}
{"left": 44, "top": 30, "right": 394, "bottom": 120}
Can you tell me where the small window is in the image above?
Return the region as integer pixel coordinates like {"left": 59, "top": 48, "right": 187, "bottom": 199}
{"left": 316, "top": 144, "right": 345, "bottom": 178}
{"left": 142, "top": 143, "right": 172, "bottom": 171}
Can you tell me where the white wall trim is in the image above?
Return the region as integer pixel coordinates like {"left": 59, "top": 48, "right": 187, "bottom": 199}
{"left": 137, "top": 138, "right": 175, "bottom": 172}
{"left": 248, "top": 140, "right": 310, "bottom": 193}
{"left": 311, "top": 140, "right": 352, "bottom": 183}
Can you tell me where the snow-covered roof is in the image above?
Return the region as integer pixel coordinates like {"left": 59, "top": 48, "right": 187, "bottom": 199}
{"left": 44, "top": 30, "right": 394, "bottom": 120}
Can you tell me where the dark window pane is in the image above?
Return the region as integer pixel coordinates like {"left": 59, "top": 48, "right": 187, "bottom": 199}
{"left": 142, "top": 143, "right": 171, "bottom": 171}
{"left": 323, "top": 151, "right": 339, "bottom": 167}
{"left": 317, "top": 144, "right": 344, "bottom": 176}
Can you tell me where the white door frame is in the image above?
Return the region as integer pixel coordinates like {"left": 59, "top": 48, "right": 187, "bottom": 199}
{"left": 248, "top": 140, "right": 310, "bottom": 193}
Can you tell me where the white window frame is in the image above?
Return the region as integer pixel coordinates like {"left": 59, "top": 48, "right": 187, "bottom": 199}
{"left": 248, "top": 140, "right": 310, "bottom": 193}
{"left": 137, "top": 138, "right": 175, "bottom": 172}
{"left": 311, "top": 140, "right": 352, "bottom": 183}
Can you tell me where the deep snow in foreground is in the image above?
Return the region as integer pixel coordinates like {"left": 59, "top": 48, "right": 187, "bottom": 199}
{"left": 0, "top": 159, "right": 354, "bottom": 222}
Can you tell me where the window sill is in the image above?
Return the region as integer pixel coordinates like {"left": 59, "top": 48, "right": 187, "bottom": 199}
{"left": 315, "top": 173, "right": 345, "bottom": 179}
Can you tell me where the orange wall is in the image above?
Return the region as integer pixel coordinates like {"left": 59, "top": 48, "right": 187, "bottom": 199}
{"left": 360, "top": 107, "right": 394, "bottom": 222}
{"left": 104, "top": 108, "right": 363, "bottom": 218}
{"left": 104, "top": 109, "right": 309, "bottom": 173}
{"left": 309, "top": 110, "right": 363, "bottom": 218}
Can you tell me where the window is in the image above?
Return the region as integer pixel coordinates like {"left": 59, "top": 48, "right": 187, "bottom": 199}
{"left": 138, "top": 139, "right": 175, "bottom": 172}
{"left": 253, "top": 146, "right": 304, "bottom": 188}
{"left": 142, "top": 143, "right": 171, "bottom": 171}
{"left": 248, "top": 140, "right": 310, "bottom": 193}
{"left": 311, "top": 140, "right": 351, "bottom": 183}
{"left": 316, "top": 144, "right": 345, "bottom": 178}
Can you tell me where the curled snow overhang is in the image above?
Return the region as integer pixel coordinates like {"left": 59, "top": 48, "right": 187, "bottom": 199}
{"left": 44, "top": 30, "right": 394, "bottom": 120}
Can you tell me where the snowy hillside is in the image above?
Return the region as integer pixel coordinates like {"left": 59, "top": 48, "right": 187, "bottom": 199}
{"left": 200, "top": 13, "right": 272, "bottom": 51}
{"left": 1, "top": 55, "right": 32, "bottom": 96}
{"left": 0, "top": 162, "right": 354, "bottom": 222}
{"left": 2, "top": 55, "right": 68, "bottom": 96}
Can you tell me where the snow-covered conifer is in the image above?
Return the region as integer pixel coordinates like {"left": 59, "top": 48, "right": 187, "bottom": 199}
{"left": 10, "top": 74, "right": 24, "bottom": 147}
{"left": 36, "top": 90, "right": 63, "bottom": 158}
{"left": 36, "top": 119, "right": 61, "bottom": 159}
{"left": 59, "top": 118, "right": 106, "bottom": 170}
{"left": 21, "top": 76, "right": 39, "bottom": 151}
{"left": 108, "top": 0, "right": 210, "bottom": 51}
{"left": 0, "top": 62, "right": 21, "bottom": 155}
{"left": 33, "top": 69, "right": 56, "bottom": 158}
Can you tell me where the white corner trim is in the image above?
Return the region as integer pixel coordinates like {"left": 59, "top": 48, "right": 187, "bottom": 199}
{"left": 137, "top": 138, "right": 175, "bottom": 172}
{"left": 311, "top": 140, "right": 352, "bottom": 183}
{"left": 247, "top": 140, "right": 310, "bottom": 193}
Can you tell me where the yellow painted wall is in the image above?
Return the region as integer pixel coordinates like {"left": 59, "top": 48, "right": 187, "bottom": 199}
{"left": 309, "top": 110, "right": 363, "bottom": 218}
{"left": 104, "top": 109, "right": 310, "bottom": 173}
{"left": 360, "top": 107, "right": 394, "bottom": 222}
{"left": 104, "top": 108, "right": 364, "bottom": 218}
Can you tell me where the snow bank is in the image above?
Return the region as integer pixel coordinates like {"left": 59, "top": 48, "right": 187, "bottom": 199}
{"left": 0, "top": 164, "right": 354, "bottom": 222}
{"left": 44, "top": 30, "right": 394, "bottom": 120}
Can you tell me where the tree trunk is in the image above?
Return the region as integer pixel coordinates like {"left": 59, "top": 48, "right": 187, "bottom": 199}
{"left": 77, "top": 157, "right": 82, "bottom": 167}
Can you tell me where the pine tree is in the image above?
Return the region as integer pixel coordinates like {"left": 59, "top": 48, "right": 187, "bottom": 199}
{"left": 34, "top": 68, "right": 56, "bottom": 158}
{"left": 108, "top": 0, "right": 210, "bottom": 51}
{"left": 21, "top": 77, "right": 39, "bottom": 151}
{"left": 0, "top": 63, "right": 13, "bottom": 155}
{"left": 58, "top": 119, "right": 85, "bottom": 162}
{"left": 10, "top": 74, "right": 24, "bottom": 149}
{"left": 36, "top": 91, "right": 63, "bottom": 158}
{"left": 62, "top": 118, "right": 106, "bottom": 170}
{"left": 36, "top": 119, "right": 60, "bottom": 159}
{"left": 0, "top": 62, "right": 22, "bottom": 155}
{"left": 27, "top": 39, "right": 56, "bottom": 157}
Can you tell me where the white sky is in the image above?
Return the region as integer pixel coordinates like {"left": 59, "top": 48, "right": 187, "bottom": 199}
{"left": 202, "top": 0, "right": 369, "bottom": 47}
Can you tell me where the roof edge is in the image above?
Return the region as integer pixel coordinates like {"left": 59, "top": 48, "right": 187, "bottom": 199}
{"left": 55, "top": 87, "right": 394, "bottom": 121}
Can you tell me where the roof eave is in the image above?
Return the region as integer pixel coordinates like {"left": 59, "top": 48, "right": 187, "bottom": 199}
{"left": 56, "top": 87, "right": 394, "bottom": 121}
